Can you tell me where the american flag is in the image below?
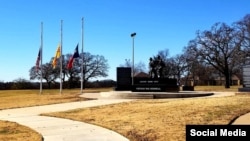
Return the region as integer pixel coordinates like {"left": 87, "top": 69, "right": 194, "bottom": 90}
{"left": 36, "top": 48, "right": 41, "bottom": 72}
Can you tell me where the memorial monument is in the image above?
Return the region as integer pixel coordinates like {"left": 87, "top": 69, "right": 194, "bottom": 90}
{"left": 115, "top": 55, "right": 179, "bottom": 92}
{"left": 115, "top": 67, "right": 131, "bottom": 91}
{"left": 238, "top": 64, "right": 250, "bottom": 92}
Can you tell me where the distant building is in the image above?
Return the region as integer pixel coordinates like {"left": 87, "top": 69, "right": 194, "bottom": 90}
{"left": 182, "top": 74, "right": 241, "bottom": 86}
{"left": 134, "top": 72, "right": 150, "bottom": 78}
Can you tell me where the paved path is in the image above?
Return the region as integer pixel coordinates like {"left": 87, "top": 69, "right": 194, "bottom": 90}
{"left": 232, "top": 112, "right": 250, "bottom": 125}
{"left": 206, "top": 91, "right": 250, "bottom": 125}
{"left": 205, "top": 92, "right": 250, "bottom": 125}
{"left": 0, "top": 91, "right": 249, "bottom": 141}
{"left": 0, "top": 99, "right": 134, "bottom": 141}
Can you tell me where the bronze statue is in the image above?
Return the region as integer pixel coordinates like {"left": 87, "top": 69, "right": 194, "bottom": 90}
{"left": 149, "top": 57, "right": 157, "bottom": 78}
{"left": 149, "top": 56, "right": 165, "bottom": 78}
{"left": 157, "top": 55, "right": 165, "bottom": 78}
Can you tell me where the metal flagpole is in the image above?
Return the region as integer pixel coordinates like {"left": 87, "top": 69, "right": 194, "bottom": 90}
{"left": 130, "top": 32, "right": 136, "bottom": 86}
{"left": 60, "top": 20, "right": 63, "bottom": 94}
{"left": 80, "top": 17, "right": 84, "bottom": 94}
{"left": 40, "top": 22, "right": 43, "bottom": 94}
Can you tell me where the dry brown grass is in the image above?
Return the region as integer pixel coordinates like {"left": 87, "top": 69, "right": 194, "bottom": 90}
{"left": 0, "top": 121, "right": 42, "bottom": 141}
{"left": 194, "top": 85, "right": 241, "bottom": 92}
{"left": 43, "top": 86, "right": 250, "bottom": 141}
{"left": 0, "top": 88, "right": 113, "bottom": 110}
{"left": 1, "top": 86, "right": 249, "bottom": 141}
{"left": 0, "top": 88, "right": 111, "bottom": 141}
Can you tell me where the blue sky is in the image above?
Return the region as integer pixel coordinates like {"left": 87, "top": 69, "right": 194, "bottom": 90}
{"left": 0, "top": 0, "right": 249, "bottom": 82}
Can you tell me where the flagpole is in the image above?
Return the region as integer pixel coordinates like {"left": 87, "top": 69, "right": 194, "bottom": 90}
{"left": 40, "top": 22, "right": 43, "bottom": 94}
{"left": 60, "top": 20, "right": 63, "bottom": 94}
{"left": 81, "top": 17, "right": 84, "bottom": 94}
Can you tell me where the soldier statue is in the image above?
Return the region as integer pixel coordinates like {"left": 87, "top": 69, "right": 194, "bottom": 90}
{"left": 149, "top": 56, "right": 165, "bottom": 78}
{"left": 157, "top": 55, "right": 165, "bottom": 78}
{"left": 149, "top": 57, "right": 157, "bottom": 78}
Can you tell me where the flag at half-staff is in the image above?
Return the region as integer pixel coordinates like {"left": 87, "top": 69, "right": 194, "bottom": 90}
{"left": 36, "top": 48, "right": 41, "bottom": 72}
{"left": 52, "top": 44, "right": 61, "bottom": 69}
{"left": 67, "top": 44, "right": 80, "bottom": 69}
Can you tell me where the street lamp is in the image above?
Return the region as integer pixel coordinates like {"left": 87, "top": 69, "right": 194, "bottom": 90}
{"left": 131, "top": 32, "right": 136, "bottom": 86}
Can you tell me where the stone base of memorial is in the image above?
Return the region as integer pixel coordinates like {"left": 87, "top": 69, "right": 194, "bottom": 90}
{"left": 238, "top": 64, "right": 250, "bottom": 92}
{"left": 182, "top": 86, "right": 194, "bottom": 91}
{"left": 115, "top": 85, "right": 131, "bottom": 91}
{"left": 132, "top": 77, "right": 179, "bottom": 92}
{"left": 238, "top": 87, "right": 250, "bottom": 92}
{"left": 115, "top": 67, "right": 132, "bottom": 91}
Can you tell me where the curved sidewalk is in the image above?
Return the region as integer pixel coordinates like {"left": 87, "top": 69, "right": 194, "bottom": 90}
{"left": 209, "top": 92, "right": 250, "bottom": 125}
{"left": 232, "top": 112, "right": 250, "bottom": 125}
{"left": 81, "top": 91, "right": 250, "bottom": 125}
{"left": 0, "top": 99, "right": 134, "bottom": 141}
{"left": 0, "top": 91, "right": 249, "bottom": 141}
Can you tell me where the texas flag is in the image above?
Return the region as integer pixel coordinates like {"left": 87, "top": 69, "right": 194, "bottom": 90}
{"left": 67, "top": 44, "right": 80, "bottom": 69}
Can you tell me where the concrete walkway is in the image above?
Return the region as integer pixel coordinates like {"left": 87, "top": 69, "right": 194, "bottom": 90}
{"left": 232, "top": 112, "right": 250, "bottom": 125}
{"left": 0, "top": 99, "right": 134, "bottom": 141}
{"left": 0, "top": 91, "right": 249, "bottom": 141}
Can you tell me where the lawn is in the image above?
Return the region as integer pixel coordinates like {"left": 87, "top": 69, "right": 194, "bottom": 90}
{"left": 46, "top": 86, "right": 250, "bottom": 141}
{"left": 0, "top": 121, "right": 42, "bottom": 141}
{"left": 44, "top": 94, "right": 250, "bottom": 141}
{"left": 0, "top": 88, "right": 113, "bottom": 110}
{"left": 1, "top": 86, "right": 250, "bottom": 141}
{"left": 194, "top": 85, "right": 241, "bottom": 92}
{"left": 0, "top": 88, "right": 111, "bottom": 141}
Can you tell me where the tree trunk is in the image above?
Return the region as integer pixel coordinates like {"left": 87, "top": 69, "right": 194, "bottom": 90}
{"left": 47, "top": 82, "right": 51, "bottom": 89}
{"left": 224, "top": 59, "right": 230, "bottom": 88}
{"left": 83, "top": 80, "right": 86, "bottom": 89}
{"left": 224, "top": 71, "right": 230, "bottom": 88}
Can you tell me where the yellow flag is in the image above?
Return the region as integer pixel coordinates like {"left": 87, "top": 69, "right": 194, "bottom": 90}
{"left": 52, "top": 44, "right": 61, "bottom": 68}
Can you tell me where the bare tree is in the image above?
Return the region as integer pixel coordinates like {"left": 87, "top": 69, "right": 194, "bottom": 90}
{"left": 194, "top": 22, "right": 243, "bottom": 88}
{"left": 64, "top": 54, "right": 81, "bottom": 88}
{"left": 81, "top": 52, "right": 109, "bottom": 88}
{"left": 183, "top": 40, "right": 215, "bottom": 86}
{"left": 119, "top": 59, "right": 147, "bottom": 75}
{"left": 29, "top": 63, "right": 59, "bottom": 88}
{"left": 151, "top": 49, "right": 176, "bottom": 78}
{"left": 237, "top": 14, "right": 250, "bottom": 50}
{"left": 170, "top": 54, "right": 187, "bottom": 85}
{"left": 30, "top": 51, "right": 109, "bottom": 89}
{"left": 157, "top": 49, "right": 169, "bottom": 60}
{"left": 12, "top": 78, "right": 30, "bottom": 89}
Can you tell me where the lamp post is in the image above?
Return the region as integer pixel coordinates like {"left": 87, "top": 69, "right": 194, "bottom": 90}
{"left": 131, "top": 32, "right": 136, "bottom": 86}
